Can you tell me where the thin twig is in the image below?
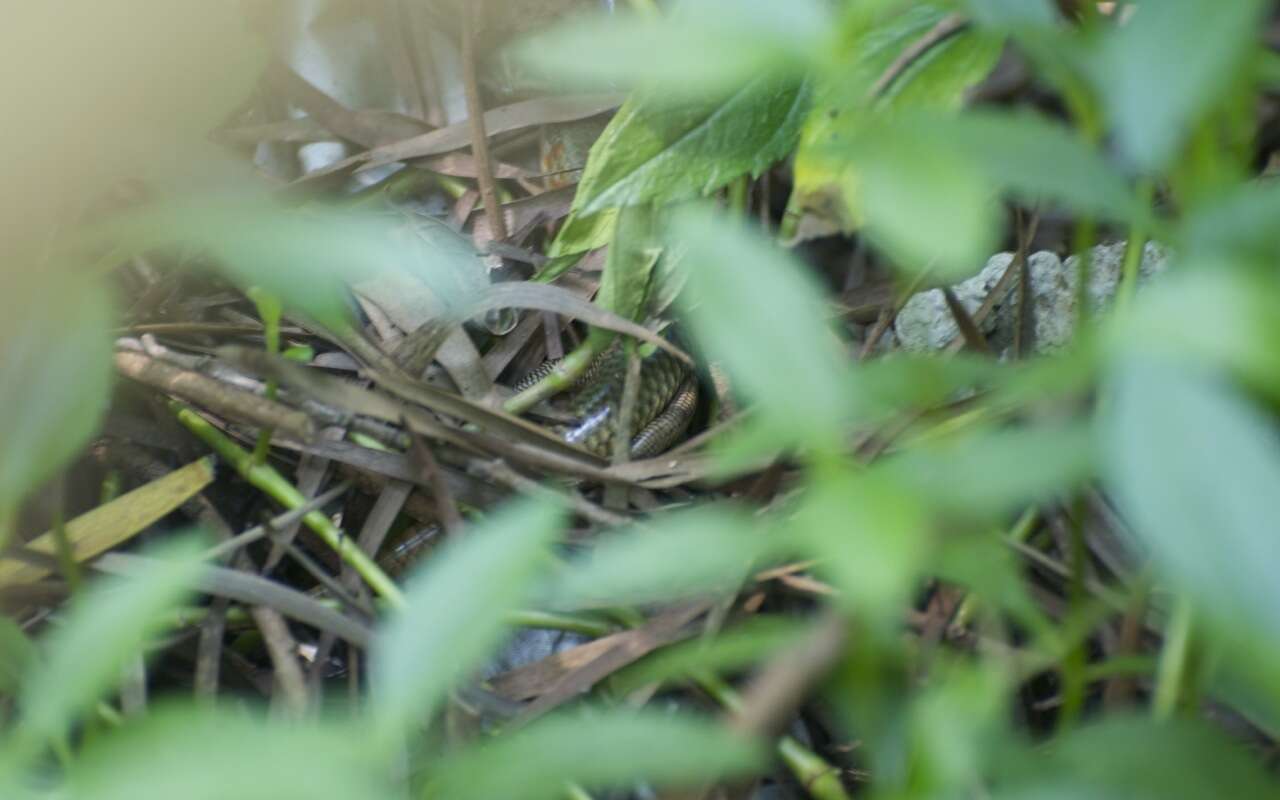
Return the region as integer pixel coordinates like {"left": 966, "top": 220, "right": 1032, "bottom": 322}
{"left": 461, "top": 1, "right": 508, "bottom": 243}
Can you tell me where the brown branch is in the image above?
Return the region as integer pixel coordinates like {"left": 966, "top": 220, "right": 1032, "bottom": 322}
{"left": 461, "top": 0, "right": 508, "bottom": 242}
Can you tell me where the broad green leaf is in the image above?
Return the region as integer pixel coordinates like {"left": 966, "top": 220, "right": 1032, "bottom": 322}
{"left": 615, "top": 616, "right": 811, "bottom": 691}
{"left": 963, "top": 0, "right": 1058, "bottom": 27}
{"left": 794, "top": 470, "right": 930, "bottom": 623}
{"left": 369, "top": 497, "right": 562, "bottom": 734}
{"left": 548, "top": 506, "right": 767, "bottom": 610}
{"left": 793, "top": 3, "right": 1003, "bottom": 233}
{"left": 512, "top": 0, "right": 828, "bottom": 95}
{"left": 0, "top": 269, "right": 113, "bottom": 528}
{"left": 886, "top": 422, "right": 1096, "bottom": 519}
{"left": 66, "top": 705, "right": 387, "bottom": 800}
{"left": 909, "top": 660, "right": 1011, "bottom": 794}
{"left": 1091, "top": 0, "right": 1265, "bottom": 172}
{"left": 0, "top": 616, "right": 35, "bottom": 694}
{"left": 1181, "top": 180, "right": 1280, "bottom": 265}
{"left": 852, "top": 120, "right": 999, "bottom": 277}
{"left": 1106, "top": 268, "right": 1280, "bottom": 404}
{"left": 671, "top": 208, "right": 852, "bottom": 452}
{"left": 1101, "top": 357, "right": 1280, "bottom": 706}
{"left": 570, "top": 77, "right": 810, "bottom": 217}
{"left": 936, "top": 110, "right": 1144, "bottom": 223}
{"left": 545, "top": 208, "right": 617, "bottom": 263}
{"left": 595, "top": 204, "right": 660, "bottom": 321}
{"left": 427, "top": 709, "right": 765, "bottom": 800}
{"left": 96, "top": 195, "right": 486, "bottom": 330}
{"left": 18, "top": 536, "right": 204, "bottom": 747}
{"left": 992, "top": 716, "right": 1277, "bottom": 799}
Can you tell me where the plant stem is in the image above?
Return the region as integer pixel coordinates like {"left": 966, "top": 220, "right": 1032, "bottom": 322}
{"left": 172, "top": 402, "right": 405, "bottom": 608}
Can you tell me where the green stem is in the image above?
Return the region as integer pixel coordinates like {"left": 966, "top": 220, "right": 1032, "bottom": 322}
{"left": 172, "top": 402, "right": 406, "bottom": 609}
{"left": 503, "top": 334, "right": 609, "bottom": 415}
{"left": 1058, "top": 494, "right": 1088, "bottom": 729}
{"left": 1117, "top": 179, "right": 1154, "bottom": 311}
{"left": 1153, "top": 596, "right": 1197, "bottom": 720}
{"left": 248, "top": 288, "right": 283, "bottom": 465}
{"left": 696, "top": 671, "right": 851, "bottom": 800}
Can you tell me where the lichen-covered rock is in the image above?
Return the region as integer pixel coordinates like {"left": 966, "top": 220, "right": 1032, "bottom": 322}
{"left": 894, "top": 241, "right": 1169, "bottom": 355}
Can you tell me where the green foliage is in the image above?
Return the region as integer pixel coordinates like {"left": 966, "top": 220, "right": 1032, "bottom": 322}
{"left": 8, "top": 0, "right": 1280, "bottom": 797}
{"left": 370, "top": 497, "right": 563, "bottom": 735}
{"left": 0, "top": 269, "right": 113, "bottom": 532}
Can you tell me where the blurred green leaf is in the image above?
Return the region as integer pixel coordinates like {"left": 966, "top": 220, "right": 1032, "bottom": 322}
{"left": 1182, "top": 180, "right": 1280, "bottom": 265}
{"left": 672, "top": 208, "right": 853, "bottom": 452}
{"left": 2, "top": 3, "right": 263, "bottom": 227}
{"left": 18, "top": 536, "right": 204, "bottom": 747}
{"left": 66, "top": 705, "right": 386, "bottom": 800}
{"left": 95, "top": 195, "right": 487, "bottom": 330}
{"left": 369, "top": 497, "right": 561, "bottom": 735}
{"left": 852, "top": 120, "right": 999, "bottom": 277}
{"left": 1101, "top": 357, "right": 1280, "bottom": 708}
{"left": 0, "top": 269, "right": 113, "bottom": 527}
{"left": 1091, "top": 0, "right": 1265, "bottom": 173}
{"left": 887, "top": 422, "right": 1096, "bottom": 519}
{"left": 908, "top": 660, "right": 1010, "bottom": 794}
{"left": 1107, "top": 268, "right": 1280, "bottom": 404}
{"left": 548, "top": 506, "right": 766, "bottom": 610}
{"left": 0, "top": 616, "right": 35, "bottom": 695}
{"left": 615, "top": 616, "right": 811, "bottom": 691}
{"left": 937, "top": 109, "right": 1144, "bottom": 222}
{"left": 512, "top": 0, "right": 827, "bottom": 95}
{"left": 992, "top": 716, "right": 1277, "bottom": 799}
{"left": 427, "top": 709, "right": 765, "bottom": 800}
{"left": 962, "top": 0, "right": 1058, "bottom": 27}
{"left": 570, "top": 78, "right": 810, "bottom": 217}
{"left": 795, "top": 470, "right": 930, "bottom": 622}
{"left": 793, "top": 2, "right": 1003, "bottom": 233}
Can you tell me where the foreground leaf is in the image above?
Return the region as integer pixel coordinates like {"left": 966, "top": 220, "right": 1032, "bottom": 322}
{"left": 369, "top": 497, "right": 562, "bottom": 735}
{"left": 18, "top": 536, "right": 204, "bottom": 748}
{"left": 427, "top": 709, "right": 765, "bottom": 800}
{"left": 0, "top": 269, "right": 113, "bottom": 531}
{"left": 1101, "top": 357, "right": 1280, "bottom": 710}
{"left": 672, "top": 208, "right": 852, "bottom": 453}
{"left": 66, "top": 705, "right": 387, "bottom": 800}
{"left": 569, "top": 78, "right": 810, "bottom": 217}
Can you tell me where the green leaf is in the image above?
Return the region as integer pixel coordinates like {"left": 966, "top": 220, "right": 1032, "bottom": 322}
{"left": 962, "top": 0, "right": 1058, "bottom": 27}
{"left": 66, "top": 705, "right": 387, "bottom": 800}
{"left": 886, "top": 422, "right": 1096, "bottom": 519}
{"left": 570, "top": 77, "right": 810, "bottom": 217}
{"left": 369, "top": 496, "right": 562, "bottom": 735}
{"left": 992, "top": 716, "right": 1277, "bottom": 799}
{"left": 548, "top": 506, "right": 767, "bottom": 610}
{"left": 0, "top": 616, "right": 35, "bottom": 694}
{"left": 18, "top": 536, "right": 204, "bottom": 747}
{"left": 936, "top": 109, "right": 1143, "bottom": 222}
{"left": 595, "top": 204, "right": 660, "bottom": 321}
{"left": 1107, "top": 268, "right": 1280, "bottom": 404}
{"left": 1101, "top": 357, "right": 1280, "bottom": 705}
{"left": 512, "top": 0, "right": 828, "bottom": 95}
{"left": 671, "top": 208, "right": 853, "bottom": 452}
{"left": 615, "top": 616, "right": 812, "bottom": 691}
{"left": 793, "top": 3, "right": 1003, "bottom": 233}
{"left": 1182, "top": 180, "right": 1280, "bottom": 265}
{"left": 95, "top": 195, "right": 488, "bottom": 330}
{"left": 0, "top": 269, "right": 113, "bottom": 527}
{"left": 852, "top": 119, "right": 999, "bottom": 277}
{"left": 428, "top": 709, "right": 765, "bottom": 800}
{"left": 794, "top": 470, "right": 930, "bottom": 622}
{"left": 1091, "top": 0, "right": 1265, "bottom": 172}
{"left": 545, "top": 208, "right": 617, "bottom": 262}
